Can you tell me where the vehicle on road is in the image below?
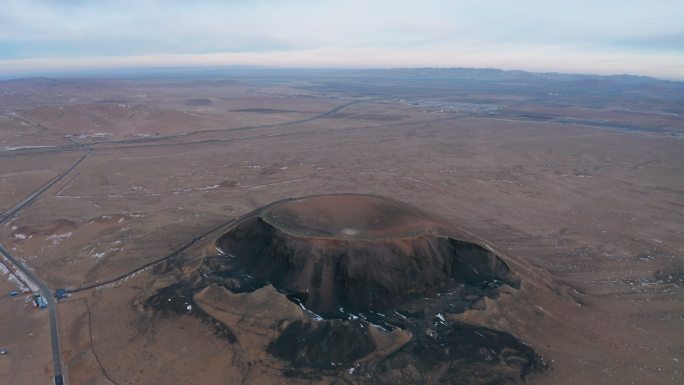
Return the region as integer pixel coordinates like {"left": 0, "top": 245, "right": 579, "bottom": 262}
{"left": 33, "top": 293, "right": 48, "bottom": 309}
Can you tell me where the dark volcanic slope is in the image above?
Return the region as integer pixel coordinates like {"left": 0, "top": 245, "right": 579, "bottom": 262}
{"left": 216, "top": 194, "right": 519, "bottom": 316}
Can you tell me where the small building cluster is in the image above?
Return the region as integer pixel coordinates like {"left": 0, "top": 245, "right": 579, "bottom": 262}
{"left": 54, "top": 288, "right": 68, "bottom": 300}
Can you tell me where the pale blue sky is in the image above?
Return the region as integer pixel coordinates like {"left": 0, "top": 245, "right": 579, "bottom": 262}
{"left": 1, "top": 0, "right": 683, "bottom": 78}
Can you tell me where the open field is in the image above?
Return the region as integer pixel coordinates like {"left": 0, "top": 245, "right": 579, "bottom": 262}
{"left": 0, "top": 69, "right": 682, "bottom": 384}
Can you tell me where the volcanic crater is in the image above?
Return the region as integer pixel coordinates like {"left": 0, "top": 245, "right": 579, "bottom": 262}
{"left": 145, "top": 194, "right": 545, "bottom": 383}
{"left": 216, "top": 194, "right": 520, "bottom": 317}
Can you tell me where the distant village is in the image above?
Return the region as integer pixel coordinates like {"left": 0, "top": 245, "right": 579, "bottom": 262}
{"left": 395, "top": 98, "right": 500, "bottom": 114}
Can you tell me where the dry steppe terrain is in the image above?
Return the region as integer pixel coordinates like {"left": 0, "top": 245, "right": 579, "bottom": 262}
{"left": 0, "top": 69, "right": 682, "bottom": 384}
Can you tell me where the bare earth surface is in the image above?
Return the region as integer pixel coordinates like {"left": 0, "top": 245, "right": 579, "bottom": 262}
{"left": 0, "top": 69, "right": 682, "bottom": 384}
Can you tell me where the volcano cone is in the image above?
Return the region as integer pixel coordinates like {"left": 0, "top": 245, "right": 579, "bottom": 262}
{"left": 216, "top": 194, "right": 518, "bottom": 316}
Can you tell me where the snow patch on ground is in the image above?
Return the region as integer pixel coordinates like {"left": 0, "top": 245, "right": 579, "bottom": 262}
{"left": 0, "top": 260, "right": 36, "bottom": 291}
{"left": 1, "top": 146, "right": 53, "bottom": 151}
{"left": 77, "top": 132, "right": 113, "bottom": 139}
{"left": 173, "top": 184, "right": 221, "bottom": 193}
{"left": 297, "top": 301, "right": 324, "bottom": 321}
{"left": 46, "top": 232, "right": 72, "bottom": 246}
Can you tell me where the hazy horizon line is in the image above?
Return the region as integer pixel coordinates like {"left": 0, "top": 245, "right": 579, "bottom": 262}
{"left": 1, "top": 63, "right": 682, "bottom": 83}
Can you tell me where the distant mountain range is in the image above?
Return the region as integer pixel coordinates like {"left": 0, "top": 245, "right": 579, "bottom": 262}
{"left": 1, "top": 66, "right": 681, "bottom": 85}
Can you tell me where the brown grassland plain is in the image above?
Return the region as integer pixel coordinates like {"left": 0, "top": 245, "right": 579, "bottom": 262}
{"left": 0, "top": 71, "right": 682, "bottom": 384}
